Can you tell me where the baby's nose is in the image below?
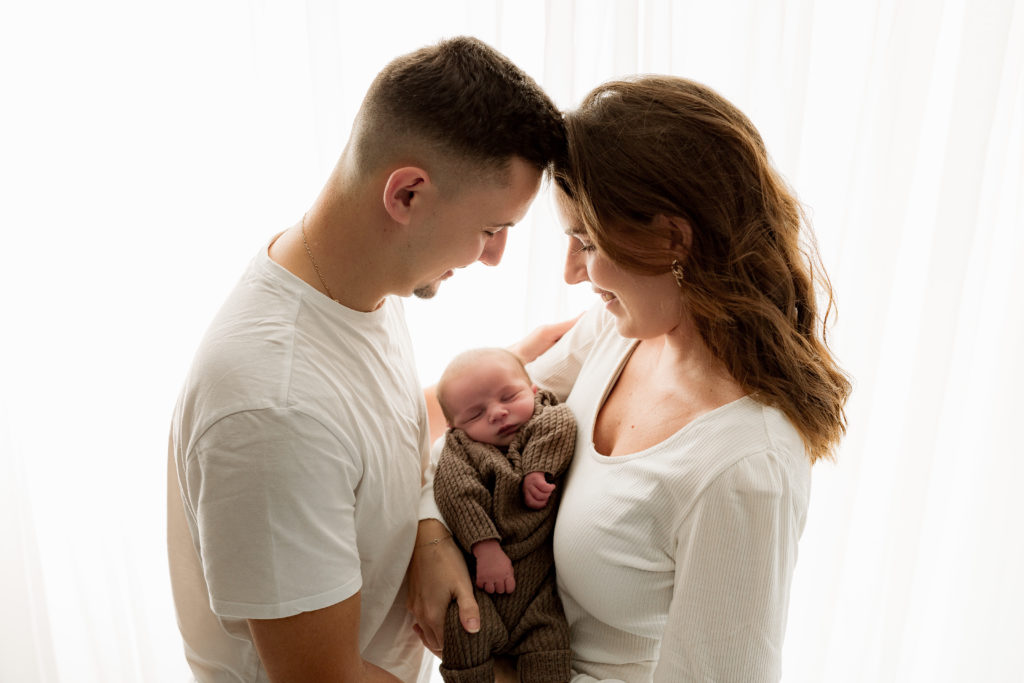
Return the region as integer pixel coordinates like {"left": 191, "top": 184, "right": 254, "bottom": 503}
{"left": 489, "top": 405, "right": 509, "bottom": 422}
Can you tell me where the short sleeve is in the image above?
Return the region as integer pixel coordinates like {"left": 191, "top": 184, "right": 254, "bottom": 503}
{"left": 184, "top": 408, "right": 363, "bottom": 619}
{"left": 418, "top": 436, "right": 447, "bottom": 525}
{"left": 526, "top": 302, "right": 608, "bottom": 401}
{"left": 656, "top": 449, "right": 804, "bottom": 682}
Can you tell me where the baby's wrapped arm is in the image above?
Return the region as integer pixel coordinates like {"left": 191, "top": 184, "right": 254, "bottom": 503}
{"left": 519, "top": 397, "right": 577, "bottom": 479}
{"left": 433, "top": 436, "right": 502, "bottom": 552}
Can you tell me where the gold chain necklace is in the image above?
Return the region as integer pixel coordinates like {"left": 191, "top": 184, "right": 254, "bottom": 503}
{"left": 300, "top": 213, "right": 339, "bottom": 302}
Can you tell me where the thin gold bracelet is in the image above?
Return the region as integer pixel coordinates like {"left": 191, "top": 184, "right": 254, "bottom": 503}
{"left": 416, "top": 534, "right": 452, "bottom": 549}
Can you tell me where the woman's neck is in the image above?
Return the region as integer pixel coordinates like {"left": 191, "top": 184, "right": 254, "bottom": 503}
{"left": 640, "top": 320, "right": 746, "bottom": 409}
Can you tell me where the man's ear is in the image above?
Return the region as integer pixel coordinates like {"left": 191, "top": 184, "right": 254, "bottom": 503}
{"left": 382, "top": 166, "right": 432, "bottom": 225}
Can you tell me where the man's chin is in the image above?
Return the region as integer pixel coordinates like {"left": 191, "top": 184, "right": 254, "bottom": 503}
{"left": 412, "top": 282, "right": 440, "bottom": 299}
{"left": 412, "top": 269, "right": 455, "bottom": 299}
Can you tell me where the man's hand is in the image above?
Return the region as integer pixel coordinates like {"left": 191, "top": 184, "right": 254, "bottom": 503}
{"left": 523, "top": 471, "right": 556, "bottom": 509}
{"left": 507, "top": 314, "right": 582, "bottom": 364}
{"left": 471, "top": 539, "right": 515, "bottom": 594}
{"left": 406, "top": 519, "right": 480, "bottom": 657}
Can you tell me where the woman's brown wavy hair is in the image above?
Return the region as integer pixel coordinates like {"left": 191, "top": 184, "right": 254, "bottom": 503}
{"left": 554, "top": 76, "right": 851, "bottom": 463}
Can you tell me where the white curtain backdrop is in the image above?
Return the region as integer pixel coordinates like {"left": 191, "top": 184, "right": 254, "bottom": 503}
{"left": 2, "top": 1, "right": 1022, "bottom": 681}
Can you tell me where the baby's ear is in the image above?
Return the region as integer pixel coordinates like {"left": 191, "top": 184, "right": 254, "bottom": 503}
{"left": 532, "top": 385, "right": 538, "bottom": 394}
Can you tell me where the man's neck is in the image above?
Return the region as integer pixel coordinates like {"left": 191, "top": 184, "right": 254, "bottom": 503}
{"left": 269, "top": 191, "right": 400, "bottom": 313}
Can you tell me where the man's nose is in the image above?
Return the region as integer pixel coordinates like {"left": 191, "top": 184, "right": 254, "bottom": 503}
{"left": 478, "top": 230, "right": 508, "bottom": 266}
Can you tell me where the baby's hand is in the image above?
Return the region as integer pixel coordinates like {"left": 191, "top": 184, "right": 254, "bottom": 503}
{"left": 523, "top": 471, "right": 556, "bottom": 509}
{"left": 471, "top": 539, "right": 515, "bottom": 594}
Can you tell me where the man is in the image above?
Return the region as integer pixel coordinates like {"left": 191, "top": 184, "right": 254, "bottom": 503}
{"left": 167, "top": 36, "right": 565, "bottom": 682}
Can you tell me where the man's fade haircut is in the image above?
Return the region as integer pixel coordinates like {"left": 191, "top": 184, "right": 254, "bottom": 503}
{"left": 355, "top": 36, "right": 566, "bottom": 183}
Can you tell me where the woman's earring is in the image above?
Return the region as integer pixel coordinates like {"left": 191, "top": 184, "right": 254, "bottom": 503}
{"left": 671, "top": 259, "right": 685, "bottom": 289}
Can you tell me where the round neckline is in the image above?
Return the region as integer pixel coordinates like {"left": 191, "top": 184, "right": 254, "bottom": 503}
{"left": 258, "top": 236, "right": 390, "bottom": 321}
{"left": 583, "top": 338, "right": 753, "bottom": 462}
{"left": 586, "top": 394, "right": 755, "bottom": 463}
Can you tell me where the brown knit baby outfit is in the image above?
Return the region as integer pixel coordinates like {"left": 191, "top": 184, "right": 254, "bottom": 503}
{"left": 434, "top": 390, "right": 576, "bottom": 683}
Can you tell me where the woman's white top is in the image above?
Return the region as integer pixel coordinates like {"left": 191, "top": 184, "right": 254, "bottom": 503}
{"left": 526, "top": 304, "right": 812, "bottom": 683}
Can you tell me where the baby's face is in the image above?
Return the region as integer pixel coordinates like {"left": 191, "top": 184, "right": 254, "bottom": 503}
{"left": 446, "top": 359, "right": 537, "bottom": 447}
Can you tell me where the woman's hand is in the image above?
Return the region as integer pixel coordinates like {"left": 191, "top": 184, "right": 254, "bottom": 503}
{"left": 406, "top": 519, "right": 480, "bottom": 656}
{"left": 508, "top": 314, "right": 582, "bottom": 364}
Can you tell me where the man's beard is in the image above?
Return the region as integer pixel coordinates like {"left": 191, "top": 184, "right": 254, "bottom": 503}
{"left": 412, "top": 281, "right": 439, "bottom": 299}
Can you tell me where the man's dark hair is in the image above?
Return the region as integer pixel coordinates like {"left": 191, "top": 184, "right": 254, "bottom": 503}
{"left": 358, "top": 36, "right": 565, "bottom": 175}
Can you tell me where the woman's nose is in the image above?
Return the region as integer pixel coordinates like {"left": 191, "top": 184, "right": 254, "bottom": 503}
{"left": 563, "top": 241, "right": 588, "bottom": 285}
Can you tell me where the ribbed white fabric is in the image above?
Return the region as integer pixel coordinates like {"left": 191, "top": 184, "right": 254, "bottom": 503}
{"left": 528, "top": 304, "right": 812, "bottom": 682}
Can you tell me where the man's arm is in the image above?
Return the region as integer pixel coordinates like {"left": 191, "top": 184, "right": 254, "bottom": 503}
{"left": 248, "top": 592, "right": 400, "bottom": 683}
{"left": 423, "top": 384, "right": 447, "bottom": 445}
{"left": 406, "top": 518, "right": 480, "bottom": 656}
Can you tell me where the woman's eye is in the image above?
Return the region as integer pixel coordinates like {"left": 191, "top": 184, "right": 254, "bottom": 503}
{"left": 571, "top": 236, "right": 595, "bottom": 254}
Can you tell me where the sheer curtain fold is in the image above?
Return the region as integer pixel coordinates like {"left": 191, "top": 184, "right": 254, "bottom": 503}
{"left": 1, "top": 1, "right": 1021, "bottom": 681}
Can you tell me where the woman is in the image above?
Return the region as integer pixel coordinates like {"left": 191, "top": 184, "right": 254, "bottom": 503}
{"left": 411, "top": 76, "right": 851, "bottom": 682}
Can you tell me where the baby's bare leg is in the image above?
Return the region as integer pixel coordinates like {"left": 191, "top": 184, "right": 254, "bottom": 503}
{"left": 494, "top": 657, "right": 516, "bottom": 682}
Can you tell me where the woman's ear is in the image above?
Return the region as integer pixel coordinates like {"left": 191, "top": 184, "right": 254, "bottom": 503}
{"left": 655, "top": 214, "right": 693, "bottom": 256}
{"left": 382, "top": 166, "right": 431, "bottom": 224}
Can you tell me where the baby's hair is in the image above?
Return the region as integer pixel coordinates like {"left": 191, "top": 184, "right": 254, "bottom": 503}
{"left": 436, "top": 348, "right": 530, "bottom": 423}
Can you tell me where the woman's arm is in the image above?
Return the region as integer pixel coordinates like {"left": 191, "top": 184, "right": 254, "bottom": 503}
{"left": 655, "top": 450, "right": 805, "bottom": 682}
{"left": 525, "top": 304, "right": 605, "bottom": 400}
{"left": 507, "top": 314, "right": 581, "bottom": 365}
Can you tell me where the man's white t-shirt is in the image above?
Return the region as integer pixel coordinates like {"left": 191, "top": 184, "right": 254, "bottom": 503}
{"left": 168, "top": 241, "right": 426, "bottom": 682}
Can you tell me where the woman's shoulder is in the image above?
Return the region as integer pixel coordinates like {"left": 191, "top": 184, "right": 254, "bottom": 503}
{"left": 670, "top": 397, "right": 810, "bottom": 495}
{"left": 554, "top": 301, "right": 623, "bottom": 356}
{"left": 527, "top": 302, "right": 629, "bottom": 398}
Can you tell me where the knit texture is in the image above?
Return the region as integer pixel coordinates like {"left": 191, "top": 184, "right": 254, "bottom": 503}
{"left": 435, "top": 390, "right": 575, "bottom": 683}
